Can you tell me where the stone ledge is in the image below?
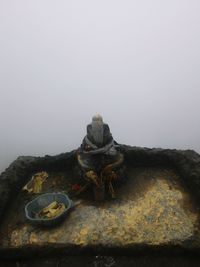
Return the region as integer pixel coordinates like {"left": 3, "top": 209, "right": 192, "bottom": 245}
{"left": 0, "top": 146, "right": 200, "bottom": 259}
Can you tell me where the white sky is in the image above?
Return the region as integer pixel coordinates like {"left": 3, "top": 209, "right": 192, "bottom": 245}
{"left": 0, "top": 0, "right": 200, "bottom": 173}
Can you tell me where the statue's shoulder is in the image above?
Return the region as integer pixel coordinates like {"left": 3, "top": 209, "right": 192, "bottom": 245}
{"left": 103, "top": 124, "right": 110, "bottom": 134}
{"left": 87, "top": 124, "right": 92, "bottom": 133}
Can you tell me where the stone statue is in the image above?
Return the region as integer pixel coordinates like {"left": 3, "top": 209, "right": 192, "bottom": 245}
{"left": 77, "top": 114, "right": 124, "bottom": 201}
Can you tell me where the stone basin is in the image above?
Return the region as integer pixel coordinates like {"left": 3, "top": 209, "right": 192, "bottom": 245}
{"left": 0, "top": 146, "right": 200, "bottom": 260}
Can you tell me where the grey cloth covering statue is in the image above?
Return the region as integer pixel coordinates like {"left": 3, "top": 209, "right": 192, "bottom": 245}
{"left": 81, "top": 114, "right": 117, "bottom": 157}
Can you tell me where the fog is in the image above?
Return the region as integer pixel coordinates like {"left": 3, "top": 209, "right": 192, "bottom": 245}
{"left": 0, "top": 0, "right": 200, "bottom": 174}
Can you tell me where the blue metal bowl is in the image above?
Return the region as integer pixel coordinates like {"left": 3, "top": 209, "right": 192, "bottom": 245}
{"left": 25, "top": 193, "right": 73, "bottom": 226}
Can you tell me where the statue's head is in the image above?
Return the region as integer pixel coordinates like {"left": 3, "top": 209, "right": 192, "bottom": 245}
{"left": 92, "top": 114, "right": 103, "bottom": 122}
{"left": 91, "top": 114, "right": 104, "bottom": 146}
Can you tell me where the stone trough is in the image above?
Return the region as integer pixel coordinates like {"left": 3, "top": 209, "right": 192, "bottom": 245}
{"left": 0, "top": 145, "right": 200, "bottom": 260}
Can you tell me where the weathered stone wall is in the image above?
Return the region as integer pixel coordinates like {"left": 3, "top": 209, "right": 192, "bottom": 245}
{"left": 0, "top": 145, "right": 200, "bottom": 223}
{"left": 0, "top": 146, "right": 200, "bottom": 260}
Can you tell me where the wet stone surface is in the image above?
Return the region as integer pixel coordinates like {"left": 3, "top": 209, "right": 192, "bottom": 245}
{"left": 0, "top": 167, "right": 199, "bottom": 248}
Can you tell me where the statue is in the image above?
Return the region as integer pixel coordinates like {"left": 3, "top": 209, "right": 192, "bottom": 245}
{"left": 77, "top": 114, "right": 125, "bottom": 201}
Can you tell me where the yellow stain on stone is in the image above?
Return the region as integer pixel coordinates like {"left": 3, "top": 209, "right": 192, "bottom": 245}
{"left": 29, "top": 232, "right": 38, "bottom": 244}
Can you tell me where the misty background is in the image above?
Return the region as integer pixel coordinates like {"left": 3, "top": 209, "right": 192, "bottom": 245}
{"left": 0, "top": 0, "right": 200, "bottom": 174}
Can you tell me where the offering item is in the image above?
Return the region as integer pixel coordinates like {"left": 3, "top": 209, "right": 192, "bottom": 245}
{"left": 25, "top": 193, "right": 73, "bottom": 226}
{"left": 23, "top": 171, "right": 48, "bottom": 193}
{"left": 36, "top": 201, "right": 65, "bottom": 219}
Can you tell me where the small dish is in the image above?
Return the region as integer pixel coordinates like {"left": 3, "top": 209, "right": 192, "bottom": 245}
{"left": 25, "top": 192, "right": 73, "bottom": 226}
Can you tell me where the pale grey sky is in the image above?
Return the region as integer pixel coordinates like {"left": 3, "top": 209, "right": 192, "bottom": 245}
{"left": 0, "top": 0, "right": 200, "bottom": 174}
